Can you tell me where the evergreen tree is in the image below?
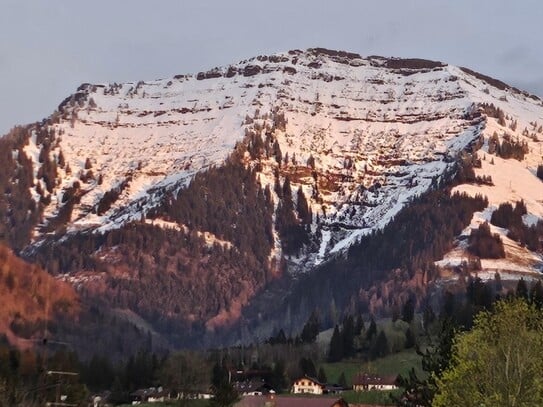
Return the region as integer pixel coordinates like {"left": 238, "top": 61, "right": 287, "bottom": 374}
{"left": 402, "top": 297, "right": 415, "bottom": 323}
{"left": 468, "top": 222, "right": 505, "bottom": 259}
{"left": 530, "top": 280, "right": 543, "bottom": 309}
{"left": 282, "top": 176, "right": 292, "bottom": 201}
{"left": 273, "top": 140, "right": 282, "bottom": 164}
{"left": 269, "top": 329, "right": 287, "bottom": 345}
{"left": 537, "top": 164, "right": 543, "bottom": 181}
{"left": 342, "top": 315, "right": 355, "bottom": 358}
{"left": 366, "top": 317, "right": 377, "bottom": 342}
{"left": 296, "top": 186, "right": 312, "bottom": 225}
{"left": 354, "top": 314, "right": 365, "bottom": 336}
{"left": 328, "top": 325, "right": 343, "bottom": 362}
{"left": 299, "top": 357, "right": 317, "bottom": 378}
{"left": 405, "top": 327, "right": 416, "bottom": 349}
{"left": 307, "top": 154, "right": 315, "bottom": 169}
{"left": 300, "top": 311, "right": 321, "bottom": 343}
{"left": 516, "top": 278, "right": 529, "bottom": 300}
{"left": 212, "top": 361, "right": 229, "bottom": 388}
{"left": 493, "top": 272, "right": 503, "bottom": 293}
{"left": 422, "top": 304, "right": 436, "bottom": 332}
{"left": 276, "top": 177, "right": 308, "bottom": 254}
{"left": 372, "top": 331, "right": 389, "bottom": 358}
{"left": 58, "top": 149, "right": 65, "bottom": 168}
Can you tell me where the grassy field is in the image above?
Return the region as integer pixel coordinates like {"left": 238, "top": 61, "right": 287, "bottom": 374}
{"left": 320, "top": 349, "right": 424, "bottom": 386}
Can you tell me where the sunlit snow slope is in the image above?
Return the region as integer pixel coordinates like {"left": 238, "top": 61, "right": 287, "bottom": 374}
{"left": 24, "top": 48, "right": 543, "bottom": 272}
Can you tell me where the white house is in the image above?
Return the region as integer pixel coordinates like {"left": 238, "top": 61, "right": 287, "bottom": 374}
{"left": 291, "top": 376, "right": 325, "bottom": 395}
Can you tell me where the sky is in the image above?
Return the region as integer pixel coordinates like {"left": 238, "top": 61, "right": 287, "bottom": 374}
{"left": 2, "top": 0, "right": 543, "bottom": 135}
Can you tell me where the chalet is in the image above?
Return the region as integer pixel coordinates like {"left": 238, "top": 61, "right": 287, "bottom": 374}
{"left": 291, "top": 376, "right": 325, "bottom": 395}
{"left": 352, "top": 373, "right": 398, "bottom": 391}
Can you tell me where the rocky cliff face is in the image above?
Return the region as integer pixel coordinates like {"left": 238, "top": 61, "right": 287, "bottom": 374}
{"left": 1, "top": 48, "right": 542, "bottom": 348}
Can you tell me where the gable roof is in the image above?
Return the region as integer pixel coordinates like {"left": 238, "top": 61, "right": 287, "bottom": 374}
{"left": 293, "top": 375, "right": 325, "bottom": 387}
{"left": 352, "top": 372, "right": 398, "bottom": 386}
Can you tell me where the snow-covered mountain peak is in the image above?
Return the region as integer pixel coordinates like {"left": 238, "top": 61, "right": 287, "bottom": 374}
{"left": 22, "top": 48, "right": 543, "bottom": 270}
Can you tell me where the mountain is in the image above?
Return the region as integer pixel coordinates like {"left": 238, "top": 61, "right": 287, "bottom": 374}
{"left": 1, "top": 48, "right": 542, "bottom": 351}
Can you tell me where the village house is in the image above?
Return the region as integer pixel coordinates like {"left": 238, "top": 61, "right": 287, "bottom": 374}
{"left": 291, "top": 376, "right": 325, "bottom": 395}
{"left": 352, "top": 373, "right": 398, "bottom": 391}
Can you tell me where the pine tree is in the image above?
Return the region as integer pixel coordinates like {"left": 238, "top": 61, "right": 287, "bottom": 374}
{"left": 372, "top": 331, "right": 389, "bottom": 358}
{"left": 366, "top": 317, "right": 377, "bottom": 341}
{"left": 276, "top": 177, "right": 308, "bottom": 254}
{"left": 300, "top": 311, "right": 321, "bottom": 343}
{"left": 299, "top": 357, "right": 317, "bottom": 378}
{"left": 282, "top": 176, "right": 292, "bottom": 201}
{"left": 307, "top": 154, "right": 315, "bottom": 169}
{"left": 58, "top": 149, "right": 65, "bottom": 168}
{"left": 402, "top": 297, "right": 416, "bottom": 323}
{"left": 354, "top": 315, "right": 365, "bottom": 336}
{"left": 296, "top": 186, "right": 312, "bottom": 225}
{"left": 405, "top": 327, "right": 416, "bottom": 349}
{"left": 342, "top": 315, "right": 355, "bottom": 358}
{"left": 537, "top": 164, "right": 543, "bottom": 181}
{"left": 530, "top": 280, "right": 543, "bottom": 309}
{"left": 494, "top": 272, "right": 503, "bottom": 293}
{"left": 516, "top": 278, "right": 529, "bottom": 300}
{"left": 273, "top": 140, "right": 282, "bottom": 164}
{"left": 328, "top": 325, "right": 343, "bottom": 362}
{"left": 212, "top": 361, "right": 229, "bottom": 388}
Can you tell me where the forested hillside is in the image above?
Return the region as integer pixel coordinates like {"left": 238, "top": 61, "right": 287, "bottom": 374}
{"left": 0, "top": 244, "right": 78, "bottom": 345}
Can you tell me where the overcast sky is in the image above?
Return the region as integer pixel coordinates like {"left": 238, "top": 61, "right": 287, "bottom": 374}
{"left": 2, "top": 0, "right": 542, "bottom": 135}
